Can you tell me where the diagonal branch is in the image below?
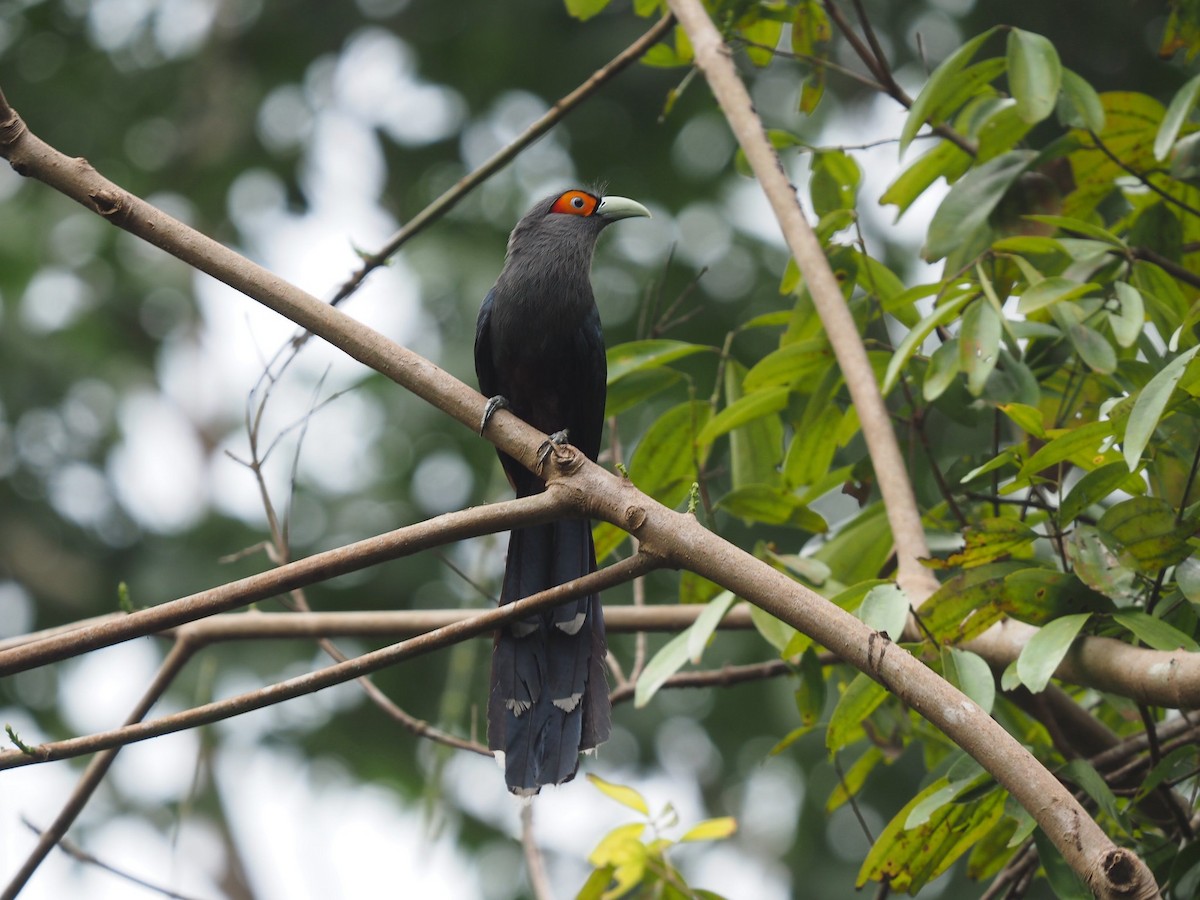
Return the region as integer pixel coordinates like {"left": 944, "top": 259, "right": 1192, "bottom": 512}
{"left": 0, "top": 492, "right": 567, "bottom": 676}
{"left": 660, "top": 2, "right": 939, "bottom": 603}
{"left": 0, "top": 552, "right": 663, "bottom": 773}
{"left": 660, "top": 3, "right": 1159, "bottom": 896}
{"left": 2, "top": 641, "right": 195, "bottom": 900}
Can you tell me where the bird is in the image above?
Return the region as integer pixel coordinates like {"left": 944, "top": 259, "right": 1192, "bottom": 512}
{"left": 474, "top": 188, "right": 650, "bottom": 794}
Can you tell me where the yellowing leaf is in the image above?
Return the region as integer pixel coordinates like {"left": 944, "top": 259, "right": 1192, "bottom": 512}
{"left": 587, "top": 775, "right": 650, "bottom": 816}
{"left": 679, "top": 817, "right": 738, "bottom": 842}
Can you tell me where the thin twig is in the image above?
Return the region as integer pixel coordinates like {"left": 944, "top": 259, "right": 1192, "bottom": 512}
{"left": 520, "top": 805, "right": 553, "bottom": 900}
{"left": 3, "top": 641, "right": 195, "bottom": 899}
{"left": 20, "top": 818, "right": 208, "bottom": 900}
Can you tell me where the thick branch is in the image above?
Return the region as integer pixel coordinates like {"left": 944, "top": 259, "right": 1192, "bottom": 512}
{"left": 662, "top": 1, "right": 938, "bottom": 603}
{"left": 0, "top": 493, "right": 566, "bottom": 676}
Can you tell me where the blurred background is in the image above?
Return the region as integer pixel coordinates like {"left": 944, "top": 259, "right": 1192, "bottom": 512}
{"left": 0, "top": 0, "right": 1187, "bottom": 897}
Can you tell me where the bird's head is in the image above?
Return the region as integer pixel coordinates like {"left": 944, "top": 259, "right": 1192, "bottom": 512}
{"left": 504, "top": 188, "right": 650, "bottom": 262}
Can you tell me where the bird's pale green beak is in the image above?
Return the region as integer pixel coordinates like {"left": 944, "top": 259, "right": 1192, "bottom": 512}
{"left": 596, "top": 195, "right": 651, "bottom": 221}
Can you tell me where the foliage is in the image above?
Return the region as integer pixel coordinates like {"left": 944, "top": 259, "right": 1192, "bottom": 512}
{"left": 577, "top": 774, "right": 737, "bottom": 899}
{"left": 3, "top": 0, "right": 1200, "bottom": 898}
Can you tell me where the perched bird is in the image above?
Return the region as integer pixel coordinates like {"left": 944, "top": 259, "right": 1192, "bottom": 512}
{"left": 475, "top": 188, "right": 650, "bottom": 794}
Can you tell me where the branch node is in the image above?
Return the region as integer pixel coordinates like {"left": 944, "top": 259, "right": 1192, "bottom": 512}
{"left": 623, "top": 504, "right": 648, "bottom": 533}
{"left": 89, "top": 187, "right": 123, "bottom": 219}
{"left": 1100, "top": 848, "right": 1143, "bottom": 895}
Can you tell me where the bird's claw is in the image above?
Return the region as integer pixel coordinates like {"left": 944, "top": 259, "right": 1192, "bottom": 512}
{"left": 537, "top": 429, "right": 570, "bottom": 470}
{"left": 480, "top": 395, "right": 509, "bottom": 435}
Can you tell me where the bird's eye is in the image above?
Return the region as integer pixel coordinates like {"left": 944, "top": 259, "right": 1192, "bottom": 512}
{"left": 551, "top": 190, "right": 598, "bottom": 217}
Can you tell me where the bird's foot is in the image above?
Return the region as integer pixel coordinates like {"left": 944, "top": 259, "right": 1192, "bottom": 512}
{"left": 480, "top": 395, "right": 510, "bottom": 435}
{"left": 536, "top": 429, "right": 570, "bottom": 470}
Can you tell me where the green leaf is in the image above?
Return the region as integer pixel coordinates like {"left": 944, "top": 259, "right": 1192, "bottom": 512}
{"left": 882, "top": 293, "right": 971, "bottom": 394}
{"left": 724, "top": 361, "right": 785, "bottom": 488}
{"left": 686, "top": 591, "right": 738, "bottom": 662}
{"left": 881, "top": 140, "right": 973, "bottom": 218}
{"left": 924, "top": 151, "right": 1036, "bottom": 260}
{"left": 810, "top": 150, "right": 861, "bottom": 216}
{"left": 634, "top": 628, "right": 691, "bottom": 708}
{"left": 1123, "top": 345, "right": 1200, "bottom": 470}
{"left": 1060, "top": 461, "right": 1142, "bottom": 525}
{"left": 564, "top": 0, "right": 611, "bottom": 20}
{"left": 587, "top": 774, "right": 650, "bottom": 815}
{"left": 858, "top": 778, "right": 1006, "bottom": 893}
{"left": 1025, "top": 215, "right": 1125, "bottom": 247}
{"left": 1112, "top": 610, "right": 1200, "bottom": 652}
{"left": 635, "top": 592, "right": 737, "bottom": 707}
{"left": 1178, "top": 555, "right": 1200, "bottom": 603}
{"left": 1014, "top": 612, "right": 1091, "bottom": 693}
{"left": 1068, "top": 526, "right": 1140, "bottom": 603}
{"left": 740, "top": 14, "right": 782, "bottom": 67}
{"left": 901, "top": 27, "right": 1000, "bottom": 154}
{"left": 923, "top": 338, "right": 961, "bottom": 401}
{"left": 795, "top": 648, "right": 827, "bottom": 727}
{"left": 960, "top": 298, "right": 1001, "bottom": 395}
{"left": 1001, "top": 568, "right": 1114, "bottom": 625}
{"left": 925, "top": 517, "right": 1037, "bottom": 569}
{"left": 1156, "top": 72, "right": 1200, "bottom": 160}
{"left": 750, "top": 604, "right": 796, "bottom": 654}
{"left": 679, "top": 817, "right": 738, "bottom": 842}
{"left": 1099, "top": 495, "right": 1199, "bottom": 573}
{"left": 1066, "top": 321, "right": 1117, "bottom": 374}
{"left": 679, "top": 569, "right": 723, "bottom": 606}
{"left": 919, "top": 562, "right": 1027, "bottom": 644}
{"left": 1057, "top": 68, "right": 1106, "bottom": 132}
{"left": 858, "top": 583, "right": 910, "bottom": 641}
{"left": 607, "top": 340, "right": 713, "bottom": 384}
{"left": 743, "top": 339, "right": 832, "bottom": 391}
{"left": 716, "top": 484, "right": 828, "bottom": 531}
{"left": 997, "top": 402, "right": 1045, "bottom": 438}
{"left": 1110, "top": 282, "right": 1145, "bottom": 349}
{"left": 1007, "top": 29, "right": 1062, "bottom": 124}
{"left": 592, "top": 519, "right": 629, "bottom": 563}
{"left": 695, "top": 386, "right": 787, "bottom": 451}
{"left": 1016, "top": 276, "right": 1099, "bottom": 314}
{"left": 826, "top": 746, "right": 885, "bottom": 812}
{"left": 605, "top": 367, "right": 681, "bottom": 417}
{"left": 792, "top": 1, "right": 832, "bottom": 114}
{"left": 1017, "top": 419, "right": 1114, "bottom": 479}
{"left": 1033, "top": 829, "right": 1091, "bottom": 900}
{"left": 827, "top": 673, "right": 889, "bottom": 751}
{"left": 783, "top": 405, "right": 841, "bottom": 487}
{"left": 629, "top": 401, "right": 713, "bottom": 508}
{"left": 944, "top": 647, "right": 996, "bottom": 714}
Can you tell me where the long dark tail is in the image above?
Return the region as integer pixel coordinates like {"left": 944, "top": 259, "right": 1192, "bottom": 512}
{"left": 487, "top": 517, "right": 610, "bottom": 794}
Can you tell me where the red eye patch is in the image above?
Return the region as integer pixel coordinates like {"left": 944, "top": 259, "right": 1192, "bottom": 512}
{"left": 550, "top": 190, "right": 599, "bottom": 217}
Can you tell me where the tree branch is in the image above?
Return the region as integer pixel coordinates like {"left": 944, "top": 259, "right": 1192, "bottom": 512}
{"left": 0, "top": 553, "right": 662, "bottom": 773}
{"left": 653, "top": 4, "right": 1158, "bottom": 896}
{"left": 0, "top": 73, "right": 1166, "bottom": 897}
{"left": 0, "top": 492, "right": 567, "bottom": 677}
{"left": 661, "top": 1, "right": 939, "bottom": 604}
{"left": 2, "top": 641, "right": 194, "bottom": 900}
